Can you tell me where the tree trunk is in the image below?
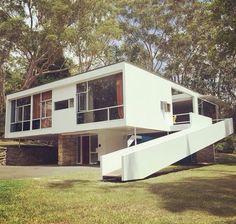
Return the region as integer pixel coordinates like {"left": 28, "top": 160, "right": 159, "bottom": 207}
{"left": 0, "top": 66, "right": 6, "bottom": 114}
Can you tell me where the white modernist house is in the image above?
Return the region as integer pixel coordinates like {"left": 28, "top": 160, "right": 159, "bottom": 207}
{"left": 5, "top": 62, "right": 234, "bottom": 181}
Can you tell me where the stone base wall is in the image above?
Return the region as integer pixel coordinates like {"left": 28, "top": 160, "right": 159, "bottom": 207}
{"left": 58, "top": 135, "right": 77, "bottom": 165}
{"left": 196, "top": 145, "right": 215, "bottom": 163}
{"left": 5, "top": 145, "right": 58, "bottom": 165}
{"left": 0, "top": 146, "right": 7, "bottom": 165}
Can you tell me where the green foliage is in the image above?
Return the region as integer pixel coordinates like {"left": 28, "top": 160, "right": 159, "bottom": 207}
{"left": 210, "top": 0, "right": 236, "bottom": 55}
{"left": 118, "top": 0, "right": 173, "bottom": 73}
{"left": 1, "top": 0, "right": 235, "bottom": 105}
{"left": 215, "top": 136, "right": 236, "bottom": 153}
{"left": 117, "top": 0, "right": 235, "bottom": 105}
{"left": 64, "top": 0, "right": 122, "bottom": 72}
{"left": 0, "top": 0, "right": 235, "bottom": 136}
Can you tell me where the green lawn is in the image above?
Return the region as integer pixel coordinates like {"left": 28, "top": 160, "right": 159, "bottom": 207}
{"left": 0, "top": 153, "right": 236, "bottom": 224}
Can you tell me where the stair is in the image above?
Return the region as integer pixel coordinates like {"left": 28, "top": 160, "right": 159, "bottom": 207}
{"left": 101, "top": 114, "right": 234, "bottom": 182}
{"left": 102, "top": 169, "right": 121, "bottom": 181}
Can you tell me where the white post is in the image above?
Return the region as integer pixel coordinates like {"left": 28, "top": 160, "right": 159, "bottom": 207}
{"left": 192, "top": 96, "right": 199, "bottom": 114}
{"left": 134, "top": 127, "right": 137, "bottom": 145}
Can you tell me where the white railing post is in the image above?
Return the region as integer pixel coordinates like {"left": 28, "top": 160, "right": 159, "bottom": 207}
{"left": 134, "top": 127, "right": 137, "bottom": 145}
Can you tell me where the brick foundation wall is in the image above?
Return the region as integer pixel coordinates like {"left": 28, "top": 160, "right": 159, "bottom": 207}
{"left": 58, "top": 135, "right": 77, "bottom": 165}
{"left": 5, "top": 145, "right": 57, "bottom": 165}
{"left": 196, "top": 145, "right": 215, "bottom": 163}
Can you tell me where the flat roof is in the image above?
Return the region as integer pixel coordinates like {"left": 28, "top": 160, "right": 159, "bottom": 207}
{"left": 7, "top": 61, "right": 219, "bottom": 103}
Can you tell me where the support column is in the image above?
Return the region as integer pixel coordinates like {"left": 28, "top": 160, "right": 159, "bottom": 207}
{"left": 192, "top": 96, "right": 199, "bottom": 114}
{"left": 58, "top": 135, "right": 77, "bottom": 165}
{"left": 196, "top": 145, "right": 215, "bottom": 164}
{"left": 134, "top": 127, "right": 137, "bottom": 145}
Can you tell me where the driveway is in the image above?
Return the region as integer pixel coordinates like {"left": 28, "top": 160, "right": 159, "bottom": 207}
{"left": 0, "top": 165, "right": 99, "bottom": 180}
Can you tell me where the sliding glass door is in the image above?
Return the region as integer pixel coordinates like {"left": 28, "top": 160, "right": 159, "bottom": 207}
{"left": 77, "top": 135, "right": 98, "bottom": 165}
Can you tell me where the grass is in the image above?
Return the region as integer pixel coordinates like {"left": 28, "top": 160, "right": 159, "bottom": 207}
{"left": 0, "top": 153, "right": 236, "bottom": 224}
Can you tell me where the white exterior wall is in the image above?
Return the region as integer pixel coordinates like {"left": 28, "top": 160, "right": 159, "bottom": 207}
{"left": 97, "top": 130, "right": 127, "bottom": 160}
{"left": 124, "top": 63, "right": 200, "bottom": 131}
{"left": 124, "top": 64, "right": 172, "bottom": 131}
{"left": 52, "top": 84, "right": 76, "bottom": 133}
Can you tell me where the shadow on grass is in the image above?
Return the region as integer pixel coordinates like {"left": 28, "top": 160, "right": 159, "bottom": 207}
{"left": 215, "top": 153, "right": 236, "bottom": 165}
{"left": 148, "top": 165, "right": 205, "bottom": 179}
{"left": 105, "top": 153, "right": 236, "bottom": 183}
{"left": 104, "top": 165, "right": 206, "bottom": 183}
{"left": 47, "top": 179, "right": 94, "bottom": 189}
{"left": 149, "top": 174, "right": 236, "bottom": 217}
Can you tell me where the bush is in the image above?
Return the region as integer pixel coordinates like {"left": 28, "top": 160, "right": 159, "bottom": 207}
{"left": 215, "top": 136, "right": 235, "bottom": 153}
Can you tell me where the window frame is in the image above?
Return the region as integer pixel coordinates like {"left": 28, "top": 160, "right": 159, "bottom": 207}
{"left": 10, "top": 97, "right": 31, "bottom": 132}
{"left": 54, "top": 98, "right": 74, "bottom": 111}
{"left": 32, "top": 91, "right": 52, "bottom": 130}
{"left": 76, "top": 73, "right": 124, "bottom": 124}
{"left": 161, "top": 101, "right": 171, "bottom": 113}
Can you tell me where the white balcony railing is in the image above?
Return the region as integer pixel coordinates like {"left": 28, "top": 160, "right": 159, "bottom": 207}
{"left": 77, "top": 105, "right": 124, "bottom": 124}
{"left": 173, "top": 113, "right": 190, "bottom": 125}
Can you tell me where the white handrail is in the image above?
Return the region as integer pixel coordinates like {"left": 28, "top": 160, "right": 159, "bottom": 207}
{"left": 121, "top": 117, "right": 233, "bottom": 181}
{"left": 173, "top": 113, "right": 190, "bottom": 116}
{"left": 78, "top": 105, "right": 123, "bottom": 113}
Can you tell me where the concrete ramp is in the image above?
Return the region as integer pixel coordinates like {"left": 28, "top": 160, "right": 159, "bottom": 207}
{"left": 101, "top": 114, "right": 234, "bottom": 181}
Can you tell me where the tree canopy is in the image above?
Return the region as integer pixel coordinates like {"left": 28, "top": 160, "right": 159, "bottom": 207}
{"left": 0, "top": 0, "right": 235, "bottom": 116}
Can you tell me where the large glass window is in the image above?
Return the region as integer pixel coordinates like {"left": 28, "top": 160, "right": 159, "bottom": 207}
{"left": 198, "top": 99, "right": 217, "bottom": 119}
{"left": 32, "top": 91, "right": 52, "bottom": 129}
{"left": 76, "top": 73, "right": 124, "bottom": 124}
{"left": 10, "top": 91, "right": 52, "bottom": 132}
{"left": 10, "top": 96, "right": 31, "bottom": 132}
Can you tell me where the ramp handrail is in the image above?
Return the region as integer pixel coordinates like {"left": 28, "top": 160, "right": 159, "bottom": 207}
{"left": 101, "top": 115, "right": 234, "bottom": 181}
{"left": 121, "top": 118, "right": 233, "bottom": 181}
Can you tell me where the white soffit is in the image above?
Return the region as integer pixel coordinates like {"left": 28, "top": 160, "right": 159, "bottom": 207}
{"left": 172, "top": 93, "right": 192, "bottom": 103}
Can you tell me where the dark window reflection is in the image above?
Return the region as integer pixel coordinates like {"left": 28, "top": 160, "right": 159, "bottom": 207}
{"left": 76, "top": 73, "right": 123, "bottom": 124}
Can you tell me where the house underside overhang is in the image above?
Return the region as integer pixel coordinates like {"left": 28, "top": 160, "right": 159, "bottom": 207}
{"left": 59, "top": 126, "right": 164, "bottom": 136}
{"left": 11, "top": 134, "right": 58, "bottom": 141}
{"left": 13, "top": 126, "right": 167, "bottom": 140}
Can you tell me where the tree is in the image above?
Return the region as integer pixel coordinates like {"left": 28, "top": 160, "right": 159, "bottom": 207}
{"left": 165, "top": 0, "right": 236, "bottom": 105}
{"left": 163, "top": 0, "right": 208, "bottom": 87}
{"left": 0, "top": 0, "right": 24, "bottom": 114}
{"left": 64, "top": 0, "right": 122, "bottom": 73}
{"left": 206, "top": 0, "right": 236, "bottom": 104}
{"left": 0, "top": 0, "right": 122, "bottom": 91}
{"left": 118, "top": 0, "right": 173, "bottom": 73}
{"left": 14, "top": 0, "right": 74, "bottom": 89}
{"left": 118, "top": 0, "right": 235, "bottom": 105}
{"left": 210, "top": 0, "right": 236, "bottom": 56}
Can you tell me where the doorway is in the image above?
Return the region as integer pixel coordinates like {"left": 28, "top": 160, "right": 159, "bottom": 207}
{"left": 77, "top": 135, "right": 98, "bottom": 165}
